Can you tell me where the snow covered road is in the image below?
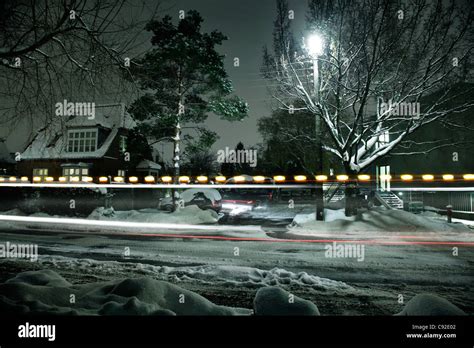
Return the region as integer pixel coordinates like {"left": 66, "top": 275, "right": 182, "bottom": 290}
{"left": 0, "top": 220, "right": 473, "bottom": 315}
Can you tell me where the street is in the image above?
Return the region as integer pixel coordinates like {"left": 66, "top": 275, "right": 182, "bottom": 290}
{"left": 1, "top": 214, "right": 472, "bottom": 315}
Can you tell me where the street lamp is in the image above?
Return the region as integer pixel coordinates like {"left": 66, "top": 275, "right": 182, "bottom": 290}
{"left": 307, "top": 34, "right": 325, "bottom": 57}
{"left": 306, "top": 33, "right": 325, "bottom": 221}
{"left": 306, "top": 33, "right": 324, "bottom": 102}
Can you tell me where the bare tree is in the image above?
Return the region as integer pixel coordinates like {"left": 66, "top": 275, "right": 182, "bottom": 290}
{"left": 0, "top": 0, "right": 161, "bottom": 136}
{"left": 267, "top": 0, "right": 474, "bottom": 215}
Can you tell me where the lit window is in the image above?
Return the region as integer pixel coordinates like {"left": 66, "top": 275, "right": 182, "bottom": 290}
{"left": 117, "top": 170, "right": 125, "bottom": 177}
{"left": 33, "top": 168, "right": 48, "bottom": 178}
{"left": 63, "top": 167, "right": 89, "bottom": 181}
{"left": 67, "top": 129, "right": 97, "bottom": 153}
{"left": 119, "top": 135, "right": 127, "bottom": 153}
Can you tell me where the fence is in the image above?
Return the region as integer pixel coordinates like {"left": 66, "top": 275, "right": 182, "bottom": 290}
{"left": 400, "top": 191, "right": 474, "bottom": 212}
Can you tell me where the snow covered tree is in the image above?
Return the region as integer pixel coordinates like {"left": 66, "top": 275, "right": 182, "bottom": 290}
{"left": 128, "top": 10, "right": 248, "bottom": 186}
{"left": 181, "top": 150, "right": 217, "bottom": 177}
{"left": 267, "top": 0, "right": 474, "bottom": 215}
{"left": 0, "top": 0, "right": 160, "bottom": 129}
{"left": 181, "top": 128, "right": 218, "bottom": 176}
{"left": 257, "top": 101, "right": 339, "bottom": 175}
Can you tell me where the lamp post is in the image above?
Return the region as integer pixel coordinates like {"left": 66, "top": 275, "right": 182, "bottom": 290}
{"left": 307, "top": 33, "right": 325, "bottom": 221}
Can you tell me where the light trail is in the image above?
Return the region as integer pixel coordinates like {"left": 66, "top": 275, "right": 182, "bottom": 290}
{"left": 129, "top": 234, "right": 474, "bottom": 246}
{"left": 1, "top": 182, "right": 473, "bottom": 191}
{"left": 390, "top": 187, "right": 474, "bottom": 192}
{"left": 0, "top": 214, "right": 261, "bottom": 232}
{"left": 0, "top": 214, "right": 473, "bottom": 247}
{"left": 0, "top": 183, "right": 314, "bottom": 189}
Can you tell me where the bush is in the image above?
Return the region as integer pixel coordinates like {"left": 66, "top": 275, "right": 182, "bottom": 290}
{"left": 18, "top": 187, "right": 107, "bottom": 217}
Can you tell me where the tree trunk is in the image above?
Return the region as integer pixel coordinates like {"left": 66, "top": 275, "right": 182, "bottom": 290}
{"left": 344, "top": 166, "right": 358, "bottom": 217}
{"left": 171, "top": 121, "right": 180, "bottom": 212}
{"left": 171, "top": 85, "right": 183, "bottom": 212}
{"left": 171, "top": 69, "right": 184, "bottom": 212}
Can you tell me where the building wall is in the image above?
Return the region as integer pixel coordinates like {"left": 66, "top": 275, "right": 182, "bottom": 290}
{"left": 0, "top": 162, "right": 16, "bottom": 175}
{"left": 386, "top": 118, "right": 474, "bottom": 175}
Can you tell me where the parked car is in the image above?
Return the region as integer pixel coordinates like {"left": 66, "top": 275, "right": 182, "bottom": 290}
{"left": 220, "top": 179, "right": 276, "bottom": 216}
{"left": 159, "top": 188, "right": 222, "bottom": 212}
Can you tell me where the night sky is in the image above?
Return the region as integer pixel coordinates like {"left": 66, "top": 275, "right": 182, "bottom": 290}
{"left": 164, "top": 0, "right": 308, "bottom": 152}
{"left": 2, "top": 0, "right": 310, "bottom": 157}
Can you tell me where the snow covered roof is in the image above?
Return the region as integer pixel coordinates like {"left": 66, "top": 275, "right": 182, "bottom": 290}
{"left": 60, "top": 162, "right": 91, "bottom": 168}
{"left": 0, "top": 140, "right": 15, "bottom": 164}
{"left": 65, "top": 104, "right": 136, "bottom": 129}
{"left": 136, "top": 159, "right": 162, "bottom": 170}
{"left": 21, "top": 104, "right": 136, "bottom": 160}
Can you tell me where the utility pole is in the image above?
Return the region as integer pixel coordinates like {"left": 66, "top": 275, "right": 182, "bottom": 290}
{"left": 313, "top": 57, "right": 324, "bottom": 221}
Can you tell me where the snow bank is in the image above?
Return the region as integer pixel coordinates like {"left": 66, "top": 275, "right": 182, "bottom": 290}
{"left": 36, "top": 256, "right": 352, "bottom": 292}
{"left": 160, "top": 188, "right": 222, "bottom": 207}
{"left": 0, "top": 209, "right": 27, "bottom": 216}
{"left": 154, "top": 265, "right": 352, "bottom": 292}
{"left": 288, "top": 207, "right": 472, "bottom": 234}
{"left": 253, "top": 286, "right": 320, "bottom": 315}
{"left": 0, "top": 269, "right": 250, "bottom": 315}
{"left": 88, "top": 205, "right": 218, "bottom": 224}
{"left": 396, "top": 294, "right": 466, "bottom": 316}
{"left": 292, "top": 209, "right": 357, "bottom": 225}
{"left": 1, "top": 262, "right": 464, "bottom": 316}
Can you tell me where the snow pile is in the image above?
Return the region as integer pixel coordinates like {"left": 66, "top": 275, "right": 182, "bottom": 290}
{"left": 180, "top": 188, "right": 222, "bottom": 203}
{"left": 36, "top": 256, "right": 351, "bottom": 292}
{"left": 396, "top": 294, "right": 466, "bottom": 316}
{"left": 0, "top": 269, "right": 250, "bottom": 315}
{"left": 160, "top": 188, "right": 222, "bottom": 207}
{"left": 156, "top": 265, "right": 352, "bottom": 291}
{"left": 292, "top": 209, "right": 357, "bottom": 225}
{"left": 88, "top": 205, "right": 218, "bottom": 224}
{"left": 1, "top": 268, "right": 466, "bottom": 316}
{"left": 288, "top": 207, "right": 472, "bottom": 234}
{"left": 0, "top": 209, "right": 27, "bottom": 216}
{"left": 88, "top": 207, "right": 116, "bottom": 218}
{"left": 253, "top": 286, "right": 320, "bottom": 316}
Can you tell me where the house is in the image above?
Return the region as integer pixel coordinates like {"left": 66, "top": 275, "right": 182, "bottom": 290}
{"left": 0, "top": 139, "right": 15, "bottom": 175}
{"left": 136, "top": 159, "right": 162, "bottom": 177}
{"left": 18, "top": 104, "right": 161, "bottom": 180}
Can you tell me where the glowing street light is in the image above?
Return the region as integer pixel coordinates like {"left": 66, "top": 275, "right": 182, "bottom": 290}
{"left": 294, "top": 175, "right": 307, "bottom": 182}
{"left": 197, "top": 176, "right": 208, "bottom": 183}
{"left": 215, "top": 176, "right": 226, "bottom": 183}
{"left": 306, "top": 33, "right": 325, "bottom": 57}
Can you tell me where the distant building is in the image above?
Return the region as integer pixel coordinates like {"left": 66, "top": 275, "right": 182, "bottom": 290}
{"left": 17, "top": 104, "right": 161, "bottom": 180}
{"left": 0, "top": 139, "right": 15, "bottom": 175}
{"left": 372, "top": 82, "right": 474, "bottom": 189}
{"left": 135, "top": 159, "right": 162, "bottom": 177}
{"left": 368, "top": 83, "right": 474, "bottom": 213}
